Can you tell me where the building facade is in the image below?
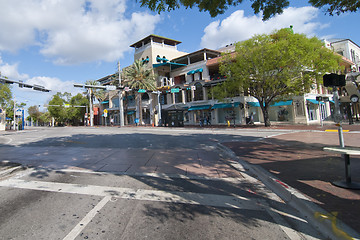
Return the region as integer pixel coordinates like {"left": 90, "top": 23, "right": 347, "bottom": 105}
{"left": 97, "top": 35, "right": 360, "bottom": 126}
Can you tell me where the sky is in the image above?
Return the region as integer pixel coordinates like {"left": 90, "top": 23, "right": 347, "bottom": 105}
{"left": 0, "top": 0, "right": 359, "bottom": 113}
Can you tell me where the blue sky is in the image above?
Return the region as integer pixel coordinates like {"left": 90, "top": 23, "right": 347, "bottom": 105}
{"left": 0, "top": 0, "right": 359, "bottom": 112}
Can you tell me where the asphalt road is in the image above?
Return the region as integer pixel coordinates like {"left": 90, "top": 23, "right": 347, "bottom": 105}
{"left": 0, "top": 127, "right": 324, "bottom": 239}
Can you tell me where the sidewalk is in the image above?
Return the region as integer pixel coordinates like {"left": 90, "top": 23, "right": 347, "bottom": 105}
{"left": 222, "top": 125, "right": 360, "bottom": 239}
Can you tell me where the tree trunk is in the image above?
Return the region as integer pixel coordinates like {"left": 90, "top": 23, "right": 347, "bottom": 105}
{"left": 260, "top": 104, "right": 271, "bottom": 127}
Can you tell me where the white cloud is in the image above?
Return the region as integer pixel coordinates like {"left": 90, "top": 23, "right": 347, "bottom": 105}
{"left": 0, "top": 0, "right": 160, "bottom": 65}
{"left": 201, "top": 7, "right": 327, "bottom": 49}
{"left": 0, "top": 60, "right": 29, "bottom": 80}
{"left": 0, "top": 58, "right": 81, "bottom": 105}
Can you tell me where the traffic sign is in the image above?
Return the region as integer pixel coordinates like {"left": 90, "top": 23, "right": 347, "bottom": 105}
{"left": 171, "top": 88, "right": 180, "bottom": 93}
{"left": 104, "top": 109, "right": 108, "bottom": 114}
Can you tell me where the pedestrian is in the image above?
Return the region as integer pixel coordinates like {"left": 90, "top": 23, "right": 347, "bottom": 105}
{"left": 110, "top": 118, "right": 114, "bottom": 126}
{"left": 206, "top": 115, "right": 211, "bottom": 126}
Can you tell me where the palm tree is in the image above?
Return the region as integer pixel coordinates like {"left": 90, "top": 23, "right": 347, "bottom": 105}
{"left": 123, "top": 60, "right": 157, "bottom": 125}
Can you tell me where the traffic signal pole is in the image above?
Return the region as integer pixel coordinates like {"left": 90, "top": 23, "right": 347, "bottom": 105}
{"left": 118, "top": 62, "right": 124, "bottom": 127}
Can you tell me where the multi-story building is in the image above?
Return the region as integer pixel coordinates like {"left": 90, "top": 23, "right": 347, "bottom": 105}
{"left": 97, "top": 35, "right": 359, "bottom": 126}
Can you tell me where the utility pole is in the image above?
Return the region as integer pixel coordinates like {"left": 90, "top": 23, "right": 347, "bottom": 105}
{"left": 157, "top": 91, "right": 162, "bottom": 126}
{"left": 333, "top": 88, "right": 345, "bottom": 148}
{"left": 118, "top": 61, "right": 125, "bottom": 127}
{"left": 13, "top": 95, "right": 16, "bottom": 131}
{"left": 88, "top": 88, "right": 94, "bottom": 126}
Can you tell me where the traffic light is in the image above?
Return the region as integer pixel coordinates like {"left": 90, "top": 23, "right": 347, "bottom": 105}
{"left": 323, "top": 73, "right": 346, "bottom": 87}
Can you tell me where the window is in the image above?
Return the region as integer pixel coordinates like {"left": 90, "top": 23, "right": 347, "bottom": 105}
{"left": 186, "top": 89, "right": 192, "bottom": 102}
{"left": 175, "top": 92, "right": 182, "bottom": 103}
{"left": 160, "top": 93, "right": 167, "bottom": 105}
{"left": 142, "top": 93, "right": 150, "bottom": 101}
{"left": 174, "top": 75, "right": 186, "bottom": 85}
{"left": 351, "top": 49, "right": 356, "bottom": 63}
{"left": 194, "top": 83, "right": 203, "bottom": 101}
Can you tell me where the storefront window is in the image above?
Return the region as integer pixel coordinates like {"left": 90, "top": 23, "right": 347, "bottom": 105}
{"left": 175, "top": 92, "right": 182, "bottom": 103}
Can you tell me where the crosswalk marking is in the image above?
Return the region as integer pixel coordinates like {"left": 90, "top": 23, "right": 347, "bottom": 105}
{"left": 0, "top": 178, "right": 263, "bottom": 210}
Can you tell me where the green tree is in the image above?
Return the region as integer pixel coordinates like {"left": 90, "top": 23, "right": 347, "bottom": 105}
{"left": 139, "top": 0, "right": 359, "bottom": 20}
{"left": 28, "top": 105, "right": 42, "bottom": 124}
{"left": 67, "top": 93, "right": 89, "bottom": 126}
{"left": 215, "top": 28, "right": 341, "bottom": 127}
{"left": 0, "top": 83, "right": 12, "bottom": 108}
{"left": 48, "top": 93, "right": 68, "bottom": 125}
{"left": 123, "top": 60, "right": 157, "bottom": 125}
{"left": 38, "top": 111, "right": 51, "bottom": 126}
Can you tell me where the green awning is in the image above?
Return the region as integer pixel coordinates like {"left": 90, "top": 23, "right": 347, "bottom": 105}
{"left": 188, "top": 105, "right": 211, "bottom": 111}
{"left": 212, "top": 102, "right": 240, "bottom": 109}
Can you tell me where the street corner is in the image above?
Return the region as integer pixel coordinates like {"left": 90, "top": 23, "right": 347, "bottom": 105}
{"left": 0, "top": 161, "right": 26, "bottom": 179}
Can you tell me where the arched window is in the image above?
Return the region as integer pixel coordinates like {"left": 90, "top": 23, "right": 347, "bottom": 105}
{"left": 194, "top": 83, "right": 203, "bottom": 101}
{"left": 141, "top": 93, "right": 150, "bottom": 101}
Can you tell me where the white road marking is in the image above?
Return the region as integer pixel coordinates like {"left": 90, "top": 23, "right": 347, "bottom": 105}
{"left": 63, "top": 196, "right": 111, "bottom": 240}
{"left": 0, "top": 178, "right": 261, "bottom": 210}
{"left": 56, "top": 168, "right": 246, "bottom": 183}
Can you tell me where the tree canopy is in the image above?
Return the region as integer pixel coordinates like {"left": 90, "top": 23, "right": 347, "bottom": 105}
{"left": 214, "top": 28, "right": 342, "bottom": 126}
{"left": 138, "top": 0, "right": 359, "bottom": 20}
{"left": 47, "top": 92, "right": 89, "bottom": 126}
{"left": 0, "top": 83, "right": 12, "bottom": 108}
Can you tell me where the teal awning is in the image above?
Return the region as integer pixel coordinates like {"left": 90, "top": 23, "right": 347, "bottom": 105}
{"left": 187, "top": 70, "right": 195, "bottom": 75}
{"left": 127, "top": 110, "right": 135, "bottom": 115}
{"left": 188, "top": 105, "right": 211, "bottom": 111}
{"left": 212, "top": 102, "right": 240, "bottom": 109}
{"left": 153, "top": 62, "right": 187, "bottom": 70}
{"left": 195, "top": 68, "right": 203, "bottom": 73}
{"left": 247, "top": 102, "right": 260, "bottom": 107}
{"left": 307, "top": 99, "right": 323, "bottom": 104}
{"left": 101, "top": 100, "right": 109, "bottom": 104}
{"left": 247, "top": 100, "right": 293, "bottom": 107}
{"left": 271, "top": 100, "right": 293, "bottom": 106}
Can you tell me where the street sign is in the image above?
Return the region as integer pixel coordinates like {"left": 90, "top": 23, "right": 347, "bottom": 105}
{"left": 171, "top": 88, "right": 180, "bottom": 93}
{"left": 138, "top": 89, "right": 146, "bottom": 93}
{"left": 191, "top": 86, "right": 196, "bottom": 90}
{"left": 64, "top": 104, "right": 70, "bottom": 108}
{"left": 104, "top": 109, "right": 108, "bottom": 114}
{"left": 106, "top": 85, "right": 117, "bottom": 91}
{"left": 104, "top": 112, "right": 108, "bottom": 118}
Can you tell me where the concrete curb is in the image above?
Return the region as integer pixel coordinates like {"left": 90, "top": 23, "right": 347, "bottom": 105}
{"left": 217, "top": 143, "right": 360, "bottom": 240}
